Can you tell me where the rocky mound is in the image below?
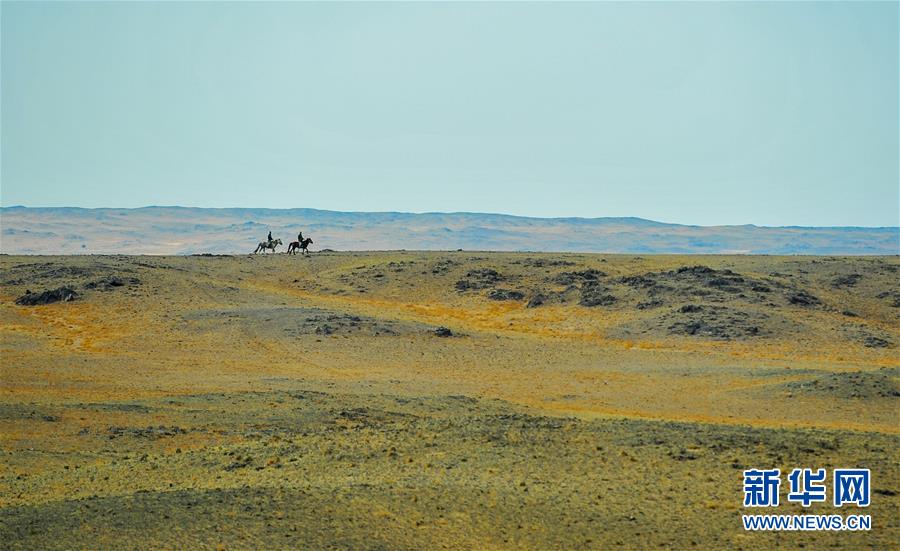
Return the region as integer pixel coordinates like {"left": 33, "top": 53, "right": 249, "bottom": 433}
{"left": 511, "top": 258, "right": 576, "bottom": 268}
{"left": 526, "top": 293, "right": 549, "bottom": 308}
{"left": 6, "top": 262, "right": 141, "bottom": 304}
{"left": 455, "top": 268, "right": 506, "bottom": 291}
{"left": 786, "top": 290, "right": 820, "bottom": 307}
{"left": 183, "top": 307, "right": 431, "bottom": 338}
{"left": 784, "top": 370, "right": 900, "bottom": 399}
{"left": 665, "top": 305, "right": 766, "bottom": 339}
{"left": 610, "top": 304, "right": 798, "bottom": 341}
{"left": 875, "top": 290, "right": 900, "bottom": 308}
{"left": 840, "top": 326, "right": 895, "bottom": 349}
{"left": 551, "top": 269, "right": 606, "bottom": 286}
{"left": 579, "top": 283, "right": 616, "bottom": 307}
{"left": 454, "top": 268, "right": 533, "bottom": 303}
{"left": 487, "top": 289, "right": 525, "bottom": 301}
{"left": 4, "top": 262, "right": 141, "bottom": 286}
{"left": 15, "top": 287, "right": 78, "bottom": 306}
{"left": 106, "top": 425, "right": 188, "bottom": 439}
{"left": 428, "top": 259, "right": 459, "bottom": 275}
{"left": 831, "top": 273, "right": 862, "bottom": 288}
{"left": 509, "top": 268, "right": 613, "bottom": 308}
{"left": 84, "top": 276, "right": 141, "bottom": 291}
{"left": 3, "top": 264, "right": 103, "bottom": 286}
{"left": 610, "top": 265, "right": 824, "bottom": 310}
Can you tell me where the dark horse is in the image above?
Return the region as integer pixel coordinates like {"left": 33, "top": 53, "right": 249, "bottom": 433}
{"left": 287, "top": 237, "right": 313, "bottom": 255}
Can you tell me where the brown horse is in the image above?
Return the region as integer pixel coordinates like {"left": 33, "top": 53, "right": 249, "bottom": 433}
{"left": 287, "top": 237, "right": 313, "bottom": 255}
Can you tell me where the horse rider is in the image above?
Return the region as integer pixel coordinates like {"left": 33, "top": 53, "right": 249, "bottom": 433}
{"left": 297, "top": 231, "right": 303, "bottom": 243}
{"left": 267, "top": 230, "right": 273, "bottom": 245}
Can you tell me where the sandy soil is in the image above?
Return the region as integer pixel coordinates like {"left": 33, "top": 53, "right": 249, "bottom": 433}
{"left": 1, "top": 252, "right": 897, "bottom": 549}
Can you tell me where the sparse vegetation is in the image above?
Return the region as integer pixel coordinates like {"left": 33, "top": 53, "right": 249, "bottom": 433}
{"left": 1, "top": 253, "right": 897, "bottom": 549}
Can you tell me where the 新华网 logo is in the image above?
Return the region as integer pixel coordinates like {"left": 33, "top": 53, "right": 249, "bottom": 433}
{"left": 741, "top": 468, "right": 872, "bottom": 531}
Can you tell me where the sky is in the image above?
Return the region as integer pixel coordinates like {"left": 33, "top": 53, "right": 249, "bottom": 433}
{"left": 2, "top": 1, "right": 898, "bottom": 227}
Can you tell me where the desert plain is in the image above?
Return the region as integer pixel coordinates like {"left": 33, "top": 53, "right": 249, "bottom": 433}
{"left": 0, "top": 251, "right": 897, "bottom": 549}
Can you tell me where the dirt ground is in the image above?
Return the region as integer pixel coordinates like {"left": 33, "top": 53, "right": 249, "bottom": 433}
{"left": 1, "top": 252, "right": 897, "bottom": 549}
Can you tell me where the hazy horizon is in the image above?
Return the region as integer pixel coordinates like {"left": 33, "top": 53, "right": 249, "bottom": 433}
{"left": 2, "top": 206, "right": 897, "bottom": 255}
{"left": 2, "top": 204, "right": 899, "bottom": 230}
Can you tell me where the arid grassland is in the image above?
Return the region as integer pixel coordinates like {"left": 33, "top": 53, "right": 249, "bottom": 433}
{"left": 1, "top": 252, "right": 897, "bottom": 549}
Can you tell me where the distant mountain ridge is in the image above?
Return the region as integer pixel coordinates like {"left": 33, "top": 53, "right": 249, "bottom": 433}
{"left": 1, "top": 206, "right": 897, "bottom": 255}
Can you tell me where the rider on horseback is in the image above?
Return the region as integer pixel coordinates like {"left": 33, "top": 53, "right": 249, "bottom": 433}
{"left": 287, "top": 231, "right": 313, "bottom": 255}
{"left": 267, "top": 230, "right": 273, "bottom": 246}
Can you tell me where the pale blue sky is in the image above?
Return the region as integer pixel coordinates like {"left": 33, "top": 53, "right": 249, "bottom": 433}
{"left": 2, "top": 1, "right": 898, "bottom": 226}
